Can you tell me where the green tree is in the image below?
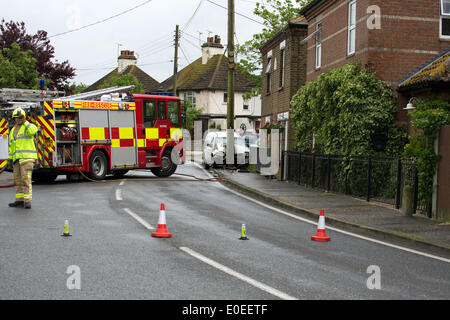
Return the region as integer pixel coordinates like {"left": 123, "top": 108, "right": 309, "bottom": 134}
{"left": 182, "top": 99, "right": 203, "bottom": 132}
{"left": 0, "top": 42, "right": 39, "bottom": 88}
{"left": 99, "top": 74, "right": 143, "bottom": 93}
{"left": 236, "top": 0, "right": 312, "bottom": 97}
{"left": 67, "top": 82, "right": 88, "bottom": 95}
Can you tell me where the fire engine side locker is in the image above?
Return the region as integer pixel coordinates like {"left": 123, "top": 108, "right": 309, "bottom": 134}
{"left": 78, "top": 108, "right": 137, "bottom": 170}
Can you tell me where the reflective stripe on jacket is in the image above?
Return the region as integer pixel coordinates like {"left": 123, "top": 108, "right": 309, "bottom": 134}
{"left": 8, "top": 121, "right": 38, "bottom": 162}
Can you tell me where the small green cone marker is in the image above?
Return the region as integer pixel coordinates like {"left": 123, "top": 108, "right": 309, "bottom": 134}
{"left": 61, "top": 220, "right": 72, "bottom": 237}
{"left": 239, "top": 224, "right": 249, "bottom": 240}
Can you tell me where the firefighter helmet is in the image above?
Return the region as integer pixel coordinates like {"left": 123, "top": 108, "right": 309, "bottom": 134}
{"left": 12, "top": 107, "right": 26, "bottom": 118}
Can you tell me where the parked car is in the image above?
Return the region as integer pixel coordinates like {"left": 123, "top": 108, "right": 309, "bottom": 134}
{"left": 244, "top": 133, "right": 259, "bottom": 148}
{"left": 202, "top": 131, "right": 249, "bottom": 168}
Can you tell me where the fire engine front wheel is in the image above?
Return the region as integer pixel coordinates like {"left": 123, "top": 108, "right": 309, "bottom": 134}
{"left": 151, "top": 149, "right": 177, "bottom": 177}
{"left": 88, "top": 150, "right": 107, "bottom": 180}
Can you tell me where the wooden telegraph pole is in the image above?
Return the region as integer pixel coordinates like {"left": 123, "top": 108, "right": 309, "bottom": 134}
{"left": 173, "top": 24, "right": 179, "bottom": 96}
{"left": 226, "top": 0, "right": 235, "bottom": 166}
{"left": 227, "top": 0, "right": 235, "bottom": 130}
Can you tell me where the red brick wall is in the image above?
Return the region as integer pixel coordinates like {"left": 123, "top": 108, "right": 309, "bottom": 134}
{"left": 304, "top": 0, "right": 449, "bottom": 83}
{"left": 261, "top": 24, "right": 308, "bottom": 121}
{"left": 261, "top": 24, "right": 308, "bottom": 150}
{"left": 302, "top": 0, "right": 450, "bottom": 130}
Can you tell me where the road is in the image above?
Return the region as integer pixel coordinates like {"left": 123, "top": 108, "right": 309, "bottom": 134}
{"left": 0, "top": 162, "right": 449, "bottom": 300}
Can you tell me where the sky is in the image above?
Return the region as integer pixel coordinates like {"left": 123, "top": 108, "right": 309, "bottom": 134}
{"left": 0, "top": 0, "right": 266, "bottom": 86}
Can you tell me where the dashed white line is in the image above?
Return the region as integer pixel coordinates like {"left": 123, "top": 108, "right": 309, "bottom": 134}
{"left": 180, "top": 246, "right": 298, "bottom": 300}
{"left": 123, "top": 208, "right": 155, "bottom": 231}
{"left": 115, "top": 189, "right": 123, "bottom": 201}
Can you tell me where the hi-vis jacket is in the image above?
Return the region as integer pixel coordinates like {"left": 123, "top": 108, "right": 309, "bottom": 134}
{"left": 8, "top": 121, "right": 38, "bottom": 162}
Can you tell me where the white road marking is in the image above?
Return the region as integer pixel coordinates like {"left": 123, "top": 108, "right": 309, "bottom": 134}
{"left": 123, "top": 208, "right": 155, "bottom": 231}
{"left": 224, "top": 187, "right": 450, "bottom": 264}
{"left": 115, "top": 189, "right": 123, "bottom": 201}
{"left": 180, "top": 246, "right": 298, "bottom": 300}
{"left": 192, "top": 162, "right": 450, "bottom": 264}
{"left": 119, "top": 180, "right": 126, "bottom": 186}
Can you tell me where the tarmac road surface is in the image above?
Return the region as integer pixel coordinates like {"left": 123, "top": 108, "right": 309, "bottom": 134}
{"left": 0, "top": 162, "right": 449, "bottom": 299}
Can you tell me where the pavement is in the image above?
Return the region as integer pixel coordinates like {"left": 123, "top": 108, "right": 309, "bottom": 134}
{"left": 212, "top": 166, "right": 450, "bottom": 259}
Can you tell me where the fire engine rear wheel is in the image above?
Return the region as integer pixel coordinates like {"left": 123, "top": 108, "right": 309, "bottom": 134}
{"left": 151, "top": 149, "right": 177, "bottom": 177}
{"left": 88, "top": 150, "right": 107, "bottom": 180}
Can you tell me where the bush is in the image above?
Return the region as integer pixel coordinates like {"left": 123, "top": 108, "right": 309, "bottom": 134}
{"left": 291, "top": 63, "right": 406, "bottom": 155}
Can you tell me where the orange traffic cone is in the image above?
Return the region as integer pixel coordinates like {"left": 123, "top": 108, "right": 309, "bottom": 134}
{"left": 311, "top": 209, "right": 331, "bottom": 242}
{"left": 151, "top": 203, "right": 173, "bottom": 238}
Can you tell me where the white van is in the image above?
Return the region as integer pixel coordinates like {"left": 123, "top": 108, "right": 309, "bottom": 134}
{"left": 202, "top": 131, "right": 249, "bottom": 169}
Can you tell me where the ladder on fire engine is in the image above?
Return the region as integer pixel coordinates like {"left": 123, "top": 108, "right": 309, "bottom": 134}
{"left": 0, "top": 88, "right": 65, "bottom": 103}
{"left": 59, "top": 85, "right": 136, "bottom": 101}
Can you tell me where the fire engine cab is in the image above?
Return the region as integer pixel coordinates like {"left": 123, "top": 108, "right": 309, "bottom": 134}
{"left": 0, "top": 85, "right": 184, "bottom": 182}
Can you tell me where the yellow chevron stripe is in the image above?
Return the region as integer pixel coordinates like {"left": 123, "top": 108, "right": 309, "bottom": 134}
{"left": 38, "top": 116, "right": 55, "bottom": 141}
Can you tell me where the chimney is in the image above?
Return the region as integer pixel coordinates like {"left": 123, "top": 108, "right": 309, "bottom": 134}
{"left": 201, "top": 35, "right": 224, "bottom": 64}
{"left": 118, "top": 50, "right": 137, "bottom": 73}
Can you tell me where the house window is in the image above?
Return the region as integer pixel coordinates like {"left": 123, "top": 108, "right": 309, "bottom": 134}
{"left": 315, "top": 22, "right": 322, "bottom": 69}
{"left": 183, "top": 91, "right": 196, "bottom": 108}
{"left": 266, "top": 53, "right": 272, "bottom": 93}
{"left": 243, "top": 99, "right": 249, "bottom": 110}
{"left": 348, "top": 0, "right": 356, "bottom": 55}
{"left": 441, "top": 0, "right": 450, "bottom": 38}
{"left": 223, "top": 92, "right": 228, "bottom": 104}
{"left": 279, "top": 48, "right": 285, "bottom": 88}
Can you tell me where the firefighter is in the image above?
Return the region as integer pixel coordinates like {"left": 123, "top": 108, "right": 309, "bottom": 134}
{"left": 7, "top": 107, "right": 38, "bottom": 209}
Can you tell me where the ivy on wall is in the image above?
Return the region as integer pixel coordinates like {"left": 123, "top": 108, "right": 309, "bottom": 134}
{"left": 403, "top": 98, "right": 450, "bottom": 208}
{"left": 290, "top": 63, "right": 406, "bottom": 155}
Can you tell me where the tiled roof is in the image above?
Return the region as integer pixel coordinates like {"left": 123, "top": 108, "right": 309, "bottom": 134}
{"left": 83, "top": 65, "right": 160, "bottom": 93}
{"left": 398, "top": 47, "right": 450, "bottom": 89}
{"left": 160, "top": 54, "right": 256, "bottom": 92}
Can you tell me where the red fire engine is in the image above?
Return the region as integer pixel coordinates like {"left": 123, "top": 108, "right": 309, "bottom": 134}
{"left": 0, "top": 86, "right": 184, "bottom": 182}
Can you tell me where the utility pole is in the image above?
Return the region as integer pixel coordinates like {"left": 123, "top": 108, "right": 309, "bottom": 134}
{"left": 173, "top": 25, "right": 179, "bottom": 96}
{"left": 226, "top": 0, "right": 235, "bottom": 166}
{"left": 227, "top": 0, "right": 235, "bottom": 130}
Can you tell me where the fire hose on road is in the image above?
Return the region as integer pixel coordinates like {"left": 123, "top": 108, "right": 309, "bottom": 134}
{"left": 0, "top": 164, "right": 227, "bottom": 188}
{"left": 0, "top": 165, "right": 14, "bottom": 188}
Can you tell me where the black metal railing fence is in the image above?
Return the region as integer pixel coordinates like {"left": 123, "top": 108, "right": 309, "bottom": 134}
{"left": 282, "top": 151, "right": 425, "bottom": 214}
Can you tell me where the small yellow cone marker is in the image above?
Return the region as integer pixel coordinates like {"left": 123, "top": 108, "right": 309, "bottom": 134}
{"left": 61, "top": 220, "right": 72, "bottom": 237}
{"left": 239, "top": 224, "right": 249, "bottom": 240}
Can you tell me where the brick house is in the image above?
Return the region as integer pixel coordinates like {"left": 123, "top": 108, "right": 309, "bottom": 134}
{"left": 299, "top": 0, "right": 450, "bottom": 131}
{"left": 260, "top": 16, "right": 308, "bottom": 151}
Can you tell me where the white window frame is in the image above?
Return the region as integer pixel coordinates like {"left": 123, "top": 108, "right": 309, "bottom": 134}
{"left": 348, "top": 0, "right": 357, "bottom": 55}
{"left": 440, "top": 0, "right": 450, "bottom": 39}
{"left": 243, "top": 99, "right": 249, "bottom": 110}
{"left": 279, "top": 47, "right": 286, "bottom": 87}
{"left": 183, "top": 91, "right": 196, "bottom": 108}
{"left": 315, "top": 22, "right": 322, "bottom": 69}
{"left": 266, "top": 51, "right": 273, "bottom": 93}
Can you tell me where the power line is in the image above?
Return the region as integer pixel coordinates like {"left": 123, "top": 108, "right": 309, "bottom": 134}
{"left": 182, "top": 0, "right": 205, "bottom": 31}
{"left": 49, "top": 0, "right": 154, "bottom": 38}
{"left": 179, "top": 44, "right": 191, "bottom": 64}
{"left": 206, "top": 0, "right": 265, "bottom": 26}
